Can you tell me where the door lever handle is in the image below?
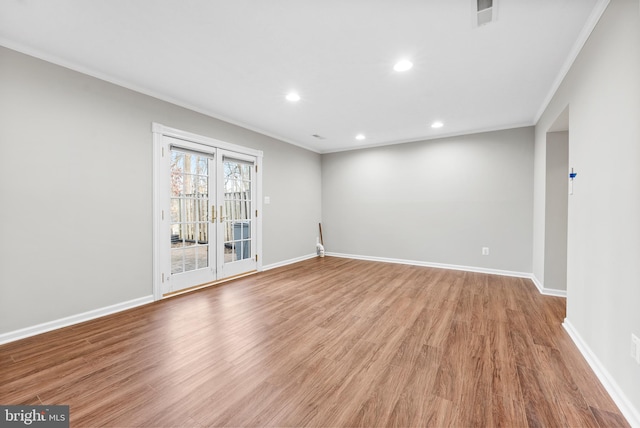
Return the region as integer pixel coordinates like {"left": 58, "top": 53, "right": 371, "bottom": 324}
{"left": 211, "top": 205, "right": 216, "bottom": 223}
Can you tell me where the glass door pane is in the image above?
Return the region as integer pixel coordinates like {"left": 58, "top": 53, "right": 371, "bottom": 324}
{"left": 223, "top": 160, "right": 252, "bottom": 262}
{"left": 218, "top": 154, "right": 257, "bottom": 277}
{"left": 168, "top": 148, "right": 216, "bottom": 291}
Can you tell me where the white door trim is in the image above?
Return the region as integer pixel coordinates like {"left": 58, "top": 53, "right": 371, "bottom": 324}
{"left": 152, "top": 123, "right": 263, "bottom": 158}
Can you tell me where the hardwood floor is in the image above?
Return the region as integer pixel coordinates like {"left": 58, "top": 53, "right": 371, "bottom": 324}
{"left": 0, "top": 257, "right": 629, "bottom": 427}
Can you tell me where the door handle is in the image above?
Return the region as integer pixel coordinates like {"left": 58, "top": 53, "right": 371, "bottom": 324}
{"left": 220, "top": 205, "right": 226, "bottom": 221}
{"left": 211, "top": 205, "right": 216, "bottom": 223}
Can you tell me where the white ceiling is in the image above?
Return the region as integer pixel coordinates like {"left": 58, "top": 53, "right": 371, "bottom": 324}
{"left": 0, "top": 0, "right": 605, "bottom": 153}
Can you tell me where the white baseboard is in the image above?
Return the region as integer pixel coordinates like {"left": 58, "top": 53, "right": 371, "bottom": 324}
{"left": 563, "top": 319, "right": 640, "bottom": 427}
{"left": 0, "top": 295, "right": 154, "bottom": 345}
{"left": 530, "top": 274, "right": 567, "bottom": 298}
{"left": 262, "top": 253, "right": 317, "bottom": 271}
{"left": 326, "top": 251, "right": 534, "bottom": 279}
{"left": 264, "top": 253, "right": 569, "bottom": 301}
{"left": 1, "top": 252, "right": 319, "bottom": 345}
{"left": 0, "top": 254, "right": 566, "bottom": 346}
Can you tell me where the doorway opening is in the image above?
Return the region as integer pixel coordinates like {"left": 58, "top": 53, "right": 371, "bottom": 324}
{"left": 544, "top": 107, "right": 569, "bottom": 293}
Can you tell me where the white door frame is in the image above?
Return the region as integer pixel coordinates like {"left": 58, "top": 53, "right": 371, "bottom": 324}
{"left": 152, "top": 123, "right": 263, "bottom": 301}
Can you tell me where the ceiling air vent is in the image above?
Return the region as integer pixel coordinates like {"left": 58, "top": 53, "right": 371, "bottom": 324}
{"left": 475, "top": 0, "right": 496, "bottom": 27}
{"left": 311, "top": 134, "right": 326, "bottom": 140}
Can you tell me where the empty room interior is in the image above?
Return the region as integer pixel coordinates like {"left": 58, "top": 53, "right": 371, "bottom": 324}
{"left": 1, "top": 0, "right": 639, "bottom": 427}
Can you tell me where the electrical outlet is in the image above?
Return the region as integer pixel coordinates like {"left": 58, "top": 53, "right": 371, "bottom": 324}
{"left": 632, "top": 334, "right": 640, "bottom": 364}
{"left": 482, "top": 247, "right": 489, "bottom": 256}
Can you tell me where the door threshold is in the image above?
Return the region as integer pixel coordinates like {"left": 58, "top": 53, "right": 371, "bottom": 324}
{"left": 163, "top": 270, "right": 258, "bottom": 298}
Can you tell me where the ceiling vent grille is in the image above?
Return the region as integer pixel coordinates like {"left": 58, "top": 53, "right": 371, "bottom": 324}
{"left": 475, "top": 0, "right": 497, "bottom": 27}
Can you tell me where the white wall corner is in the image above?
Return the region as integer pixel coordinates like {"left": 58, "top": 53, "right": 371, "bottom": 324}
{"left": 530, "top": 274, "right": 545, "bottom": 294}
{"left": 530, "top": 274, "right": 567, "bottom": 298}
{"left": 0, "top": 296, "right": 154, "bottom": 345}
{"left": 262, "top": 253, "right": 318, "bottom": 271}
{"left": 563, "top": 319, "right": 640, "bottom": 427}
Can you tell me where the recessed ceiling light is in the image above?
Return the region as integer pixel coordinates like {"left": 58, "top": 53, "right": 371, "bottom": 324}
{"left": 286, "top": 92, "right": 301, "bottom": 102}
{"left": 393, "top": 60, "right": 413, "bottom": 72}
{"left": 355, "top": 134, "right": 366, "bottom": 141}
{"left": 431, "top": 121, "right": 444, "bottom": 129}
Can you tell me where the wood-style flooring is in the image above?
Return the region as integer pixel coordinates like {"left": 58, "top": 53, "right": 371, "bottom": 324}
{"left": 0, "top": 257, "right": 629, "bottom": 427}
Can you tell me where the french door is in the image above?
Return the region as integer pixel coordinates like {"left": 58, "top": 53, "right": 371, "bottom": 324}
{"left": 218, "top": 151, "right": 258, "bottom": 278}
{"left": 153, "top": 124, "right": 262, "bottom": 298}
{"left": 168, "top": 145, "right": 216, "bottom": 291}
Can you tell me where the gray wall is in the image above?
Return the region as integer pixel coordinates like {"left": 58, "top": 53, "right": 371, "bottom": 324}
{"left": 533, "top": 0, "right": 640, "bottom": 416}
{"left": 0, "top": 46, "right": 321, "bottom": 334}
{"left": 543, "top": 131, "right": 569, "bottom": 291}
{"left": 321, "top": 127, "right": 534, "bottom": 273}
